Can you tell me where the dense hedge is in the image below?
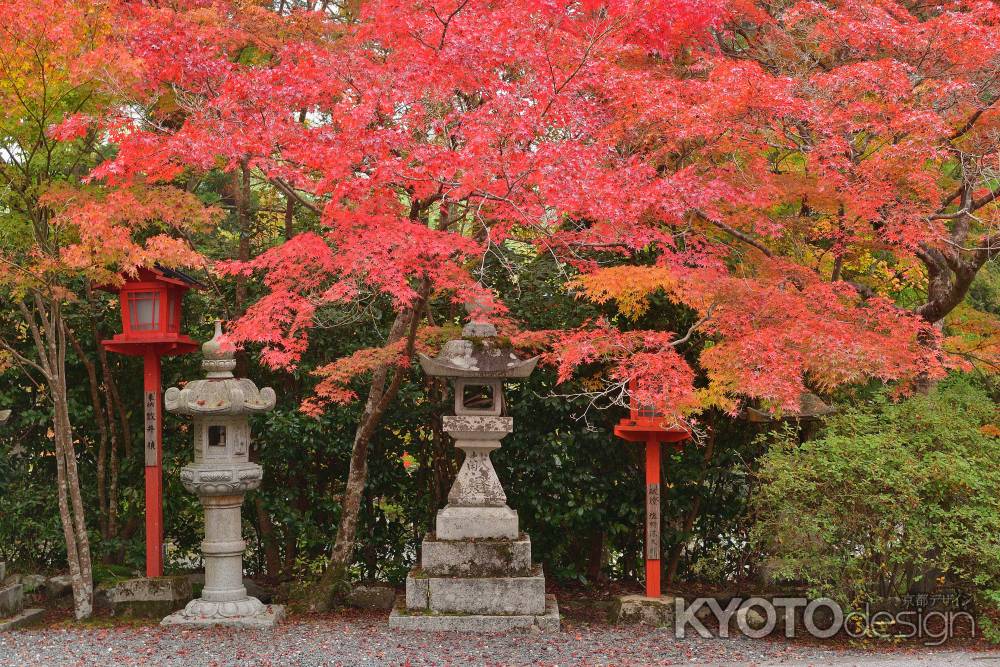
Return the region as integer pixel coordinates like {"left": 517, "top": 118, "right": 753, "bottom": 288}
{"left": 753, "top": 376, "right": 1000, "bottom": 610}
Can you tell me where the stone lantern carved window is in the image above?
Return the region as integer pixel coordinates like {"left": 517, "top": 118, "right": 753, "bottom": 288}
{"left": 462, "top": 383, "right": 493, "bottom": 410}
{"left": 207, "top": 425, "right": 227, "bottom": 450}
{"left": 454, "top": 379, "right": 503, "bottom": 416}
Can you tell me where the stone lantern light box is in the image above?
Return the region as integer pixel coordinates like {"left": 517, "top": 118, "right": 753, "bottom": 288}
{"left": 455, "top": 378, "right": 503, "bottom": 416}
{"left": 192, "top": 409, "right": 250, "bottom": 463}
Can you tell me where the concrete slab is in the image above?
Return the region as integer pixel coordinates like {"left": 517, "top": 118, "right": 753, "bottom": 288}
{"left": 106, "top": 576, "right": 192, "bottom": 618}
{"left": 389, "top": 594, "right": 559, "bottom": 632}
{"left": 346, "top": 584, "right": 396, "bottom": 610}
{"left": 45, "top": 575, "right": 73, "bottom": 599}
{"left": 0, "top": 584, "right": 23, "bottom": 617}
{"left": 612, "top": 594, "right": 678, "bottom": 626}
{"left": 421, "top": 535, "right": 532, "bottom": 577}
{"left": 405, "top": 575, "right": 429, "bottom": 609}
{"left": 0, "top": 608, "right": 44, "bottom": 631}
{"left": 19, "top": 575, "right": 45, "bottom": 594}
{"left": 436, "top": 506, "right": 518, "bottom": 540}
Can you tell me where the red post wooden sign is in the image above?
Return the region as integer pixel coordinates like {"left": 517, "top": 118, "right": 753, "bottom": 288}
{"left": 614, "top": 385, "right": 690, "bottom": 599}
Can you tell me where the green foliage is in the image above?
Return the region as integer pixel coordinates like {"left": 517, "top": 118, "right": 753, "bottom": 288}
{"left": 968, "top": 262, "right": 1000, "bottom": 316}
{"left": 0, "top": 372, "right": 71, "bottom": 570}
{"left": 752, "top": 376, "right": 1000, "bottom": 609}
{"left": 0, "top": 445, "right": 65, "bottom": 569}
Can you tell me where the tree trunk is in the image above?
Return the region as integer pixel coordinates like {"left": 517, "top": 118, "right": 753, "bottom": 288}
{"left": 101, "top": 379, "right": 121, "bottom": 544}
{"left": 914, "top": 319, "right": 945, "bottom": 394}
{"left": 67, "top": 328, "right": 110, "bottom": 538}
{"left": 254, "top": 495, "right": 281, "bottom": 580}
{"left": 53, "top": 387, "right": 94, "bottom": 618}
{"left": 233, "top": 159, "right": 254, "bottom": 375}
{"left": 45, "top": 309, "right": 94, "bottom": 619}
{"left": 283, "top": 196, "right": 296, "bottom": 241}
{"left": 307, "top": 303, "right": 421, "bottom": 610}
{"left": 86, "top": 282, "right": 123, "bottom": 538}
{"left": 233, "top": 160, "right": 253, "bottom": 312}
{"left": 585, "top": 531, "right": 606, "bottom": 584}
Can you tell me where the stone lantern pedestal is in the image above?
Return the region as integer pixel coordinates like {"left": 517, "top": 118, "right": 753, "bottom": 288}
{"left": 389, "top": 308, "right": 559, "bottom": 632}
{"left": 161, "top": 322, "right": 284, "bottom": 629}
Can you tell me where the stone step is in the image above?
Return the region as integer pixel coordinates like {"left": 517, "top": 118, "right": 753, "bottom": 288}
{"left": 0, "top": 584, "right": 24, "bottom": 617}
{"left": 421, "top": 534, "right": 532, "bottom": 577}
{"left": 0, "top": 608, "right": 44, "bottom": 632}
{"left": 405, "top": 567, "right": 546, "bottom": 615}
{"left": 389, "top": 594, "right": 560, "bottom": 632}
{"left": 436, "top": 505, "right": 519, "bottom": 540}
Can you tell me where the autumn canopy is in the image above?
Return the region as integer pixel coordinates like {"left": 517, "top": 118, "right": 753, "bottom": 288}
{"left": 32, "top": 0, "right": 988, "bottom": 423}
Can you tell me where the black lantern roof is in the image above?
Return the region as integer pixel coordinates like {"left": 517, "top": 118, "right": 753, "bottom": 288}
{"left": 741, "top": 392, "right": 836, "bottom": 423}
{"left": 151, "top": 263, "right": 205, "bottom": 289}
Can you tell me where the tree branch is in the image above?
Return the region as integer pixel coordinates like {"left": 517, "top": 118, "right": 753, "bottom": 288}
{"left": 670, "top": 304, "right": 716, "bottom": 348}
{"left": 694, "top": 211, "right": 774, "bottom": 257}
{"left": 269, "top": 177, "right": 322, "bottom": 216}
{"left": 0, "top": 336, "right": 48, "bottom": 378}
{"left": 948, "top": 97, "right": 998, "bottom": 142}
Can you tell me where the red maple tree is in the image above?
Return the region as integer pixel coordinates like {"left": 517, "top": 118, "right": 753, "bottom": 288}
{"left": 79, "top": 0, "right": 999, "bottom": 602}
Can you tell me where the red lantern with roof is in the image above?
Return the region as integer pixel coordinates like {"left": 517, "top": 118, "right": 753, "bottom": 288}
{"left": 99, "top": 265, "right": 202, "bottom": 578}
{"left": 614, "top": 380, "right": 690, "bottom": 599}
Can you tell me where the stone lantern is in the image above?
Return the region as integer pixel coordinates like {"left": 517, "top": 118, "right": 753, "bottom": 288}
{"left": 389, "top": 304, "right": 559, "bottom": 631}
{"left": 161, "top": 321, "right": 284, "bottom": 628}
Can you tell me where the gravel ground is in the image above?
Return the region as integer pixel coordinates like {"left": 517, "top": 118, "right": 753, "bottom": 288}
{"left": 1, "top": 613, "right": 998, "bottom": 667}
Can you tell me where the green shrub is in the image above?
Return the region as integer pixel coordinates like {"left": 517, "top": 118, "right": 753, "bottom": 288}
{"left": 752, "top": 376, "right": 1000, "bottom": 613}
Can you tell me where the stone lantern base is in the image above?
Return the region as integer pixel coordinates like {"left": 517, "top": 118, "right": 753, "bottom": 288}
{"left": 389, "top": 417, "right": 559, "bottom": 632}
{"left": 388, "top": 533, "right": 559, "bottom": 632}
{"left": 161, "top": 597, "right": 285, "bottom": 629}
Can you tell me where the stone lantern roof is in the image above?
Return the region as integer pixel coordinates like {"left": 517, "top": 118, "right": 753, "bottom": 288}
{"left": 164, "top": 321, "right": 276, "bottom": 416}
{"left": 418, "top": 304, "right": 537, "bottom": 379}
{"left": 740, "top": 391, "right": 836, "bottom": 423}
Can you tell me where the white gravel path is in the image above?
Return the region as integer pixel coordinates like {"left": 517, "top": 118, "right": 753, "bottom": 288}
{"left": 1, "top": 614, "right": 997, "bottom": 667}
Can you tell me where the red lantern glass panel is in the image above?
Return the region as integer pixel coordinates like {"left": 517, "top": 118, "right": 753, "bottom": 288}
{"left": 168, "top": 290, "right": 178, "bottom": 332}
{"left": 128, "top": 291, "right": 160, "bottom": 331}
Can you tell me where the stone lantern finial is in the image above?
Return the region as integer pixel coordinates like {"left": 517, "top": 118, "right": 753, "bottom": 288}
{"left": 201, "top": 320, "right": 237, "bottom": 378}
{"left": 462, "top": 296, "right": 496, "bottom": 338}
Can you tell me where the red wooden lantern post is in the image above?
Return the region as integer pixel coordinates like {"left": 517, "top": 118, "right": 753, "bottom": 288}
{"left": 100, "top": 266, "right": 201, "bottom": 577}
{"left": 614, "top": 385, "right": 690, "bottom": 598}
